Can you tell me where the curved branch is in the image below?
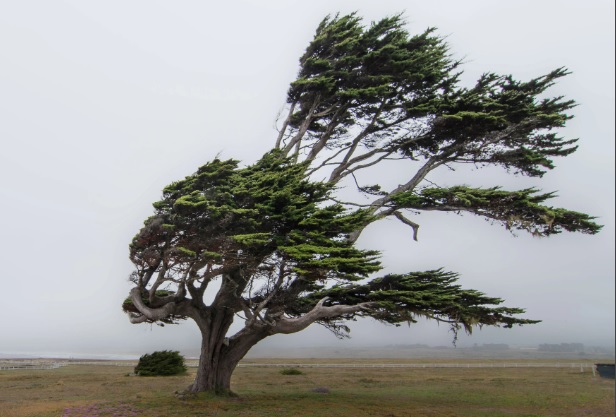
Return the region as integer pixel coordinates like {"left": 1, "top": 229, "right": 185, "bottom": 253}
{"left": 128, "top": 287, "right": 176, "bottom": 323}
{"left": 393, "top": 211, "right": 420, "bottom": 241}
{"left": 271, "top": 297, "right": 375, "bottom": 334}
{"left": 128, "top": 313, "right": 150, "bottom": 324}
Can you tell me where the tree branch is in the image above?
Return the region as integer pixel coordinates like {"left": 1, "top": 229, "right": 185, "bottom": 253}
{"left": 334, "top": 149, "right": 397, "bottom": 183}
{"left": 282, "top": 93, "right": 321, "bottom": 156}
{"left": 373, "top": 157, "right": 442, "bottom": 210}
{"left": 393, "top": 211, "right": 420, "bottom": 241}
{"left": 271, "top": 297, "right": 375, "bottom": 334}
{"left": 275, "top": 100, "right": 297, "bottom": 149}
{"left": 128, "top": 287, "right": 176, "bottom": 323}
{"left": 250, "top": 260, "right": 287, "bottom": 324}
{"left": 305, "top": 104, "right": 350, "bottom": 161}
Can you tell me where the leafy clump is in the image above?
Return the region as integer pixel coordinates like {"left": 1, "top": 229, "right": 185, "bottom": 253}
{"left": 280, "top": 368, "right": 303, "bottom": 375}
{"left": 134, "top": 350, "right": 187, "bottom": 376}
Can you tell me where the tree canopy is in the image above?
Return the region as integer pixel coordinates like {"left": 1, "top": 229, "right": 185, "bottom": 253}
{"left": 123, "top": 13, "right": 600, "bottom": 393}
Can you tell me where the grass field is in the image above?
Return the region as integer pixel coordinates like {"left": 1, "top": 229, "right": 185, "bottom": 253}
{"left": 0, "top": 360, "right": 613, "bottom": 417}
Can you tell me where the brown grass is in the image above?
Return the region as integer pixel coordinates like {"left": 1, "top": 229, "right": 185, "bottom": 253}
{"left": 0, "top": 360, "right": 613, "bottom": 417}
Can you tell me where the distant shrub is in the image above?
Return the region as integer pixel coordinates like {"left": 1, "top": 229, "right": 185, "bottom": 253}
{"left": 134, "top": 350, "right": 187, "bottom": 376}
{"left": 280, "top": 368, "right": 303, "bottom": 375}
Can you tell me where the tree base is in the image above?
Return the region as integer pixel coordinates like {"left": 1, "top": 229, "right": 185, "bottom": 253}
{"left": 182, "top": 385, "right": 238, "bottom": 398}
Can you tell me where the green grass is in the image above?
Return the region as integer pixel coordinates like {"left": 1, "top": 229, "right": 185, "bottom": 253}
{"left": 0, "top": 360, "right": 613, "bottom": 417}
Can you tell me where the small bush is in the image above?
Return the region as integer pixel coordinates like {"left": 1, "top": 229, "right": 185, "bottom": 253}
{"left": 134, "top": 350, "right": 187, "bottom": 376}
{"left": 280, "top": 368, "right": 303, "bottom": 375}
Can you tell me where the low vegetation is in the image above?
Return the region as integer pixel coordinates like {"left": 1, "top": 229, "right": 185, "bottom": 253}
{"left": 0, "top": 360, "right": 613, "bottom": 417}
{"left": 134, "top": 350, "right": 187, "bottom": 377}
{"left": 280, "top": 368, "right": 304, "bottom": 376}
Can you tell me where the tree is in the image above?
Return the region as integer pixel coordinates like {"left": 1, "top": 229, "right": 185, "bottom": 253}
{"left": 123, "top": 13, "right": 600, "bottom": 394}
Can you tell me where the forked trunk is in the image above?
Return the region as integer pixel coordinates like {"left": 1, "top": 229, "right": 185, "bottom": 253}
{"left": 186, "top": 310, "right": 267, "bottom": 394}
{"left": 187, "top": 338, "right": 237, "bottom": 394}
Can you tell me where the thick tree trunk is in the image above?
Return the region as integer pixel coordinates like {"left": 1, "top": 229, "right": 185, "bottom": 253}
{"left": 187, "top": 338, "right": 235, "bottom": 394}
{"left": 186, "top": 309, "right": 268, "bottom": 394}
{"left": 189, "top": 360, "right": 236, "bottom": 393}
{"left": 186, "top": 306, "right": 234, "bottom": 394}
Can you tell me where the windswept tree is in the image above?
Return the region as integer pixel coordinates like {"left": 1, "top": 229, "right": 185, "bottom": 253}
{"left": 123, "top": 13, "right": 600, "bottom": 394}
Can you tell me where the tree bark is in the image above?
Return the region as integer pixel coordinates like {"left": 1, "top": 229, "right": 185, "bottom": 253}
{"left": 187, "top": 337, "right": 235, "bottom": 394}
{"left": 185, "top": 309, "right": 268, "bottom": 394}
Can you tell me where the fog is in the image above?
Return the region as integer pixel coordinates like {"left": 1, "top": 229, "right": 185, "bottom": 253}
{"left": 0, "top": 0, "right": 613, "bottom": 359}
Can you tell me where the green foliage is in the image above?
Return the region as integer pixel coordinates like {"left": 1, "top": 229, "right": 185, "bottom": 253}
{"left": 129, "top": 151, "right": 381, "bottom": 293}
{"left": 280, "top": 368, "right": 303, "bottom": 375}
{"left": 392, "top": 186, "right": 601, "bottom": 236}
{"left": 286, "top": 13, "right": 456, "bottom": 158}
{"left": 125, "top": 12, "right": 602, "bottom": 357}
{"left": 284, "top": 14, "right": 579, "bottom": 182}
{"left": 404, "top": 68, "right": 579, "bottom": 177}
{"left": 294, "top": 269, "right": 540, "bottom": 342}
{"left": 134, "top": 350, "right": 187, "bottom": 376}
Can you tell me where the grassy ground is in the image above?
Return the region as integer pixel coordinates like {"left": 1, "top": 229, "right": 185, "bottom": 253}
{"left": 0, "top": 360, "right": 613, "bottom": 417}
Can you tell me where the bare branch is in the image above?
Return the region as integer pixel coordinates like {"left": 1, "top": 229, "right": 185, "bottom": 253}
{"left": 334, "top": 150, "right": 396, "bottom": 183}
{"left": 128, "top": 287, "right": 176, "bottom": 323}
{"left": 305, "top": 104, "right": 350, "bottom": 161}
{"left": 148, "top": 264, "right": 169, "bottom": 302}
{"left": 313, "top": 102, "right": 340, "bottom": 117}
{"left": 393, "top": 211, "right": 420, "bottom": 241}
{"left": 140, "top": 266, "right": 158, "bottom": 288}
{"left": 271, "top": 298, "right": 375, "bottom": 334}
{"left": 306, "top": 143, "right": 353, "bottom": 178}
{"left": 370, "top": 157, "right": 443, "bottom": 212}
{"left": 282, "top": 93, "right": 321, "bottom": 156}
{"left": 327, "top": 98, "right": 388, "bottom": 180}
{"left": 250, "top": 261, "right": 288, "bottom": 324}
{"left": 275, "top": 101, "right": 297, "bottom": 149}
{"left": 128, "top": 312, "right": 150, "bottom": 324}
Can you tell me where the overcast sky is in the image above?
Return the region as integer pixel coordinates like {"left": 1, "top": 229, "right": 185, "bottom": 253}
{"left": 1, "top": 0, "right": 613, "bottom": 358}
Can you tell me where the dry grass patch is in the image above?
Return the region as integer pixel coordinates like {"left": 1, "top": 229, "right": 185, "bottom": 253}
{"left": 0, "top": 360, "right": 613, "bottom": 417}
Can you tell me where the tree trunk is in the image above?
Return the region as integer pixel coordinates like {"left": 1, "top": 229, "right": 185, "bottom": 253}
{"left": 187, "top": 339, "right": 235, "bottom": 394}
{"left": 186, "top": 309, "right": 268, "bottom": 394}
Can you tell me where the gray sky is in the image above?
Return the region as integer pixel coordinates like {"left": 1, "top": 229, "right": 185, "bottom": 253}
{"left": 1, "top": 0, "right": 614, "bottom": 358}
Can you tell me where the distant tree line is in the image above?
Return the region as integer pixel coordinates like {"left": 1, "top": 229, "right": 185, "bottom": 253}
{"left": 473, "top": 343, "right": 510, "bottom": 351}
{"left": 538, "top": 343, "right": 584, "bottom": 353}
